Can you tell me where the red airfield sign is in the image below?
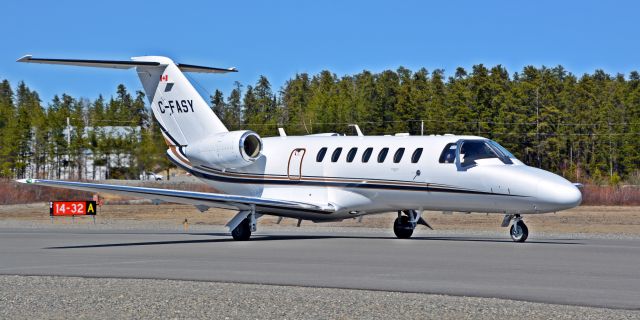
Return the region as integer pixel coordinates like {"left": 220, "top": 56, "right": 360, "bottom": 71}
{"left": 50, "top": 201, "right": 97, "bottom": 216}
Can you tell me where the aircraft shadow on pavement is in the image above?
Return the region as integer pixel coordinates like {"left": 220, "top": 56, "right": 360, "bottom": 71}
{"left": 44, "top": 234, "right": 582, "bottom": 249}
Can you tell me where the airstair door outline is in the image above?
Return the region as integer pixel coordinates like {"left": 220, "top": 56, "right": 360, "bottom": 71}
{"left": 287, "top": 148, "right": 306, "bottom": 180}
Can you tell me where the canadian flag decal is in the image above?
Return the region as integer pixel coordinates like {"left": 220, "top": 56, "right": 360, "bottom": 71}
{"left": 160, "top": 74, "right": 168, "bottom": 82}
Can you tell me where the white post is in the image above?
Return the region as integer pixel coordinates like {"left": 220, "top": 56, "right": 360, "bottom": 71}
{"left": 66, "top": 117, "right": 71, "bottom": 179}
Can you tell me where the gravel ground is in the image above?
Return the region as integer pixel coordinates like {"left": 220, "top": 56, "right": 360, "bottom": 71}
{"left": 0, "top": 276, "right": 638, "bottom": 320}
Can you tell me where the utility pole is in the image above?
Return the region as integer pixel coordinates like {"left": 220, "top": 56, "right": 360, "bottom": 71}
{"left": 608, "top": 121, "right": 613, "bottom": 179}
{"left": 67, "top": 117, "right": 71, "bottom": 147}
{"left": 536, "top": 88, "right": 541, "bottom": 168}
{"left": 420, "top": 120, "right": 424, "bottom": 136}
{"left": 67, "top": 117, "right": 71, "bottom": 179}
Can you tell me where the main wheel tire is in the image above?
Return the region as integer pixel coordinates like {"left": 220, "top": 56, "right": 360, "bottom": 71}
{"left": 393, "top": 216, "right": 414, "bottom": 239}
{"left": 510, "top": 220, "right": 529, "bottom": 242}
{"left": 231, "top": 218, "right": 252, "bottom": 241}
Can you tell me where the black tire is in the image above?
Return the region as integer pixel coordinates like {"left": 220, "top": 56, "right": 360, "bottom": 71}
{"left": 231, "top": 218, "right": 252, "bottom": 241}
{"left": 393, "top": 216, "right": 414, "bottom": 239}
{"left": 510, "top": 220, "right": 529, "bottom": 242}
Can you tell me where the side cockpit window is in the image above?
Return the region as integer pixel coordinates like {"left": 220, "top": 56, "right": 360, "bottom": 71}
{"left": 438, "top": 143, "right": 457, "bottom": 163}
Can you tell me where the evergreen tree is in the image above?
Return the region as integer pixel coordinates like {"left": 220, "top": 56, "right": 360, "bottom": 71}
{"left": 0, "top": 80, "right": 16, "bottom": 177}
{"left": 254, "top": 76, "right": 277, "bottom": 135}
{"left": 226, "top": 81, "right": 243, "bottom": 130}
{"left": 282, "top": 74, "right": 311, "bottom": 134}
{"left": 243, "top": 85, "right": 258, "bottom": 130}
{"left": 210, "top": 89, "right": 227, "bottom": 125}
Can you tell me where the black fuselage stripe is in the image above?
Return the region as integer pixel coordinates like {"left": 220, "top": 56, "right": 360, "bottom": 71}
{"left": 198, "top": 165, "right": 482, "bottom": 192}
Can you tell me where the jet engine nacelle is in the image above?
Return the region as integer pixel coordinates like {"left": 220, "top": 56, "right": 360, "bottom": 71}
{"left": 185, "top": 130, "right": 262, "bottom": 169}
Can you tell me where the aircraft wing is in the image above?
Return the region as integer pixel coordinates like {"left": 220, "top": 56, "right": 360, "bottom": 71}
{"left": 16, "top": 179, "right": 334, "bottom": 213}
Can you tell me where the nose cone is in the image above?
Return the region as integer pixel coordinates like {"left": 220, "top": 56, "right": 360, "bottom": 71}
{"left": 536, "top": 174, "right": 582, "bottom": 211}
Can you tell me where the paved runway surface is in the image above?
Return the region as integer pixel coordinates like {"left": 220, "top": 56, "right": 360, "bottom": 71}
{"left": 0, "top": 227, "right": 638, "bottom": 310}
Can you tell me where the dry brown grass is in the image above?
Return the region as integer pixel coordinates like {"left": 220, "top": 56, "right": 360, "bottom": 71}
{"left": 582, "top": 184, "right": 640, "bottom": 205}
{"left": 0, "top": 180, "right": 94, "bottom": 205}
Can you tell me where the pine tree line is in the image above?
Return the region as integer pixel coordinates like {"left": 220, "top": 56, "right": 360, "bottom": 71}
{"left": 212, "top": 65, "right": 640, "bottom": 184}
{"left": 1, "top": 64, "right": 639, "bottom": 184}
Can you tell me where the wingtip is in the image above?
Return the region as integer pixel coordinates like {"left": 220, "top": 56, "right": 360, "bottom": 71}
{"left": 17, "top": 55, "right": 32, "bottom": 63}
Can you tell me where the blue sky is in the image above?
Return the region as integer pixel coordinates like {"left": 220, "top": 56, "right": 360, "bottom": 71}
{"left": 0, "top": 0, "right": 638, "bottom": 104}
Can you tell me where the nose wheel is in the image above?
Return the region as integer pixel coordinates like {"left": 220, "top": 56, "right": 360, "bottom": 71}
{"left": 393, "top": 210, "right": 432, "bottom": 239}
{"left": 509, "top": 219, "right": 529, "bottom": 242}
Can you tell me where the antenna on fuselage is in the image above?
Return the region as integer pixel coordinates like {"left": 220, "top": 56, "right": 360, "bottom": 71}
{"left": 348, "top": 124, "right": 364, "bottom": 136}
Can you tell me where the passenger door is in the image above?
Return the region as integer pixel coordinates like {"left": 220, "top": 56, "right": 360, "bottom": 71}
{"left": 287, "top": 148, "right": 306, "bottom": 180}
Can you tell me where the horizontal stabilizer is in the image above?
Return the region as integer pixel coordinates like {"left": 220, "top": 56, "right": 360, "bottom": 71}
{"left": 17, "top": 55, "right": 159, "bottom": 69}
{"left": 176, "top": 63, "right": 237, "bottom": 73}
{"left": 17, "top": 55, "right": 237, "bottom": 73}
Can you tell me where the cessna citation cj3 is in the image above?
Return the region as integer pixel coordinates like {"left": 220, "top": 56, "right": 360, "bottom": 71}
{"left": 16, "top": 55, "right": 582, "bottom": 242}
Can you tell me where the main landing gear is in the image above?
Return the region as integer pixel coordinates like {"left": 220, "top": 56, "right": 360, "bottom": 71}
{"left": 393, "top": 210, "right": 433, "bottom": 239}
{"left": 227, "top": 205, "right": 259, "bottom": 241}
{"left": 503, "top": 214, "right": 529, "bottom": 242}
{"left": 231, "top": 216, "right": 253, "bottom": 241}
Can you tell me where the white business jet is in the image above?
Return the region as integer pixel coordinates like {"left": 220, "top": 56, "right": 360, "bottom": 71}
{"left": 16, "top": 55, "right": 582, "bottom": 242}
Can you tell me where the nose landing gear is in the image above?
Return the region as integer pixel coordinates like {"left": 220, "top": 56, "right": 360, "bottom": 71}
{"left": 393, "top": 215, "right": 414, "bottom": 239}
{"left": 503, "top": 214, "right": 529, "bottom": 242}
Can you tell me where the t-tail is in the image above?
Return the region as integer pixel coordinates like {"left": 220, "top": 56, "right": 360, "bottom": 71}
{"left": 17, "top": 55, "right": 263, "bottom": 170}
{"left": 17, "top": 55, "right": 234, "bottom": 146}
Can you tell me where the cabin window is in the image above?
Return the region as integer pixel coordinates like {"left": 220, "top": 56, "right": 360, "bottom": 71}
{"left": 393, "top": 148, "right": 405, "bottom": 163}
{"left": 362, "top": 147, "right": 373, "bottom": 163}
{"left": 377, "top": 148, "right": 389, "bottom": 163}
{"left": 411, "top": 148, "right": 423, "bottom": 163}
{"left": 346, "top": 147, "right": 358, "bottom": 163}
{"left": 439, "top": 143, "right": 456, "bottom": 163}
{"left": 331, "top": 147, "right": 343, "bottom": 162}
{"left": 316, "top": 147, "right": 327, "bottom": 162}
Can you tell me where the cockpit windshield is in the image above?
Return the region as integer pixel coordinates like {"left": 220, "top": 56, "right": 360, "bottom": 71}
{"left": 460, "top": 140, "right": 500, "bottom": 165}
{"left": 458, "top": 139, "right": 514, "bottom": 167}
{"left": 439, "top": 139, "right": 516, "bottom": 168}
{"left": 487, "top": 140, "right": 517, "bottom": 160}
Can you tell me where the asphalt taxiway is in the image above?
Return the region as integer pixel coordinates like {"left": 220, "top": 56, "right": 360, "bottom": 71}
{"left": 0, "top": 226, "right": 638, "bottom": 310}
